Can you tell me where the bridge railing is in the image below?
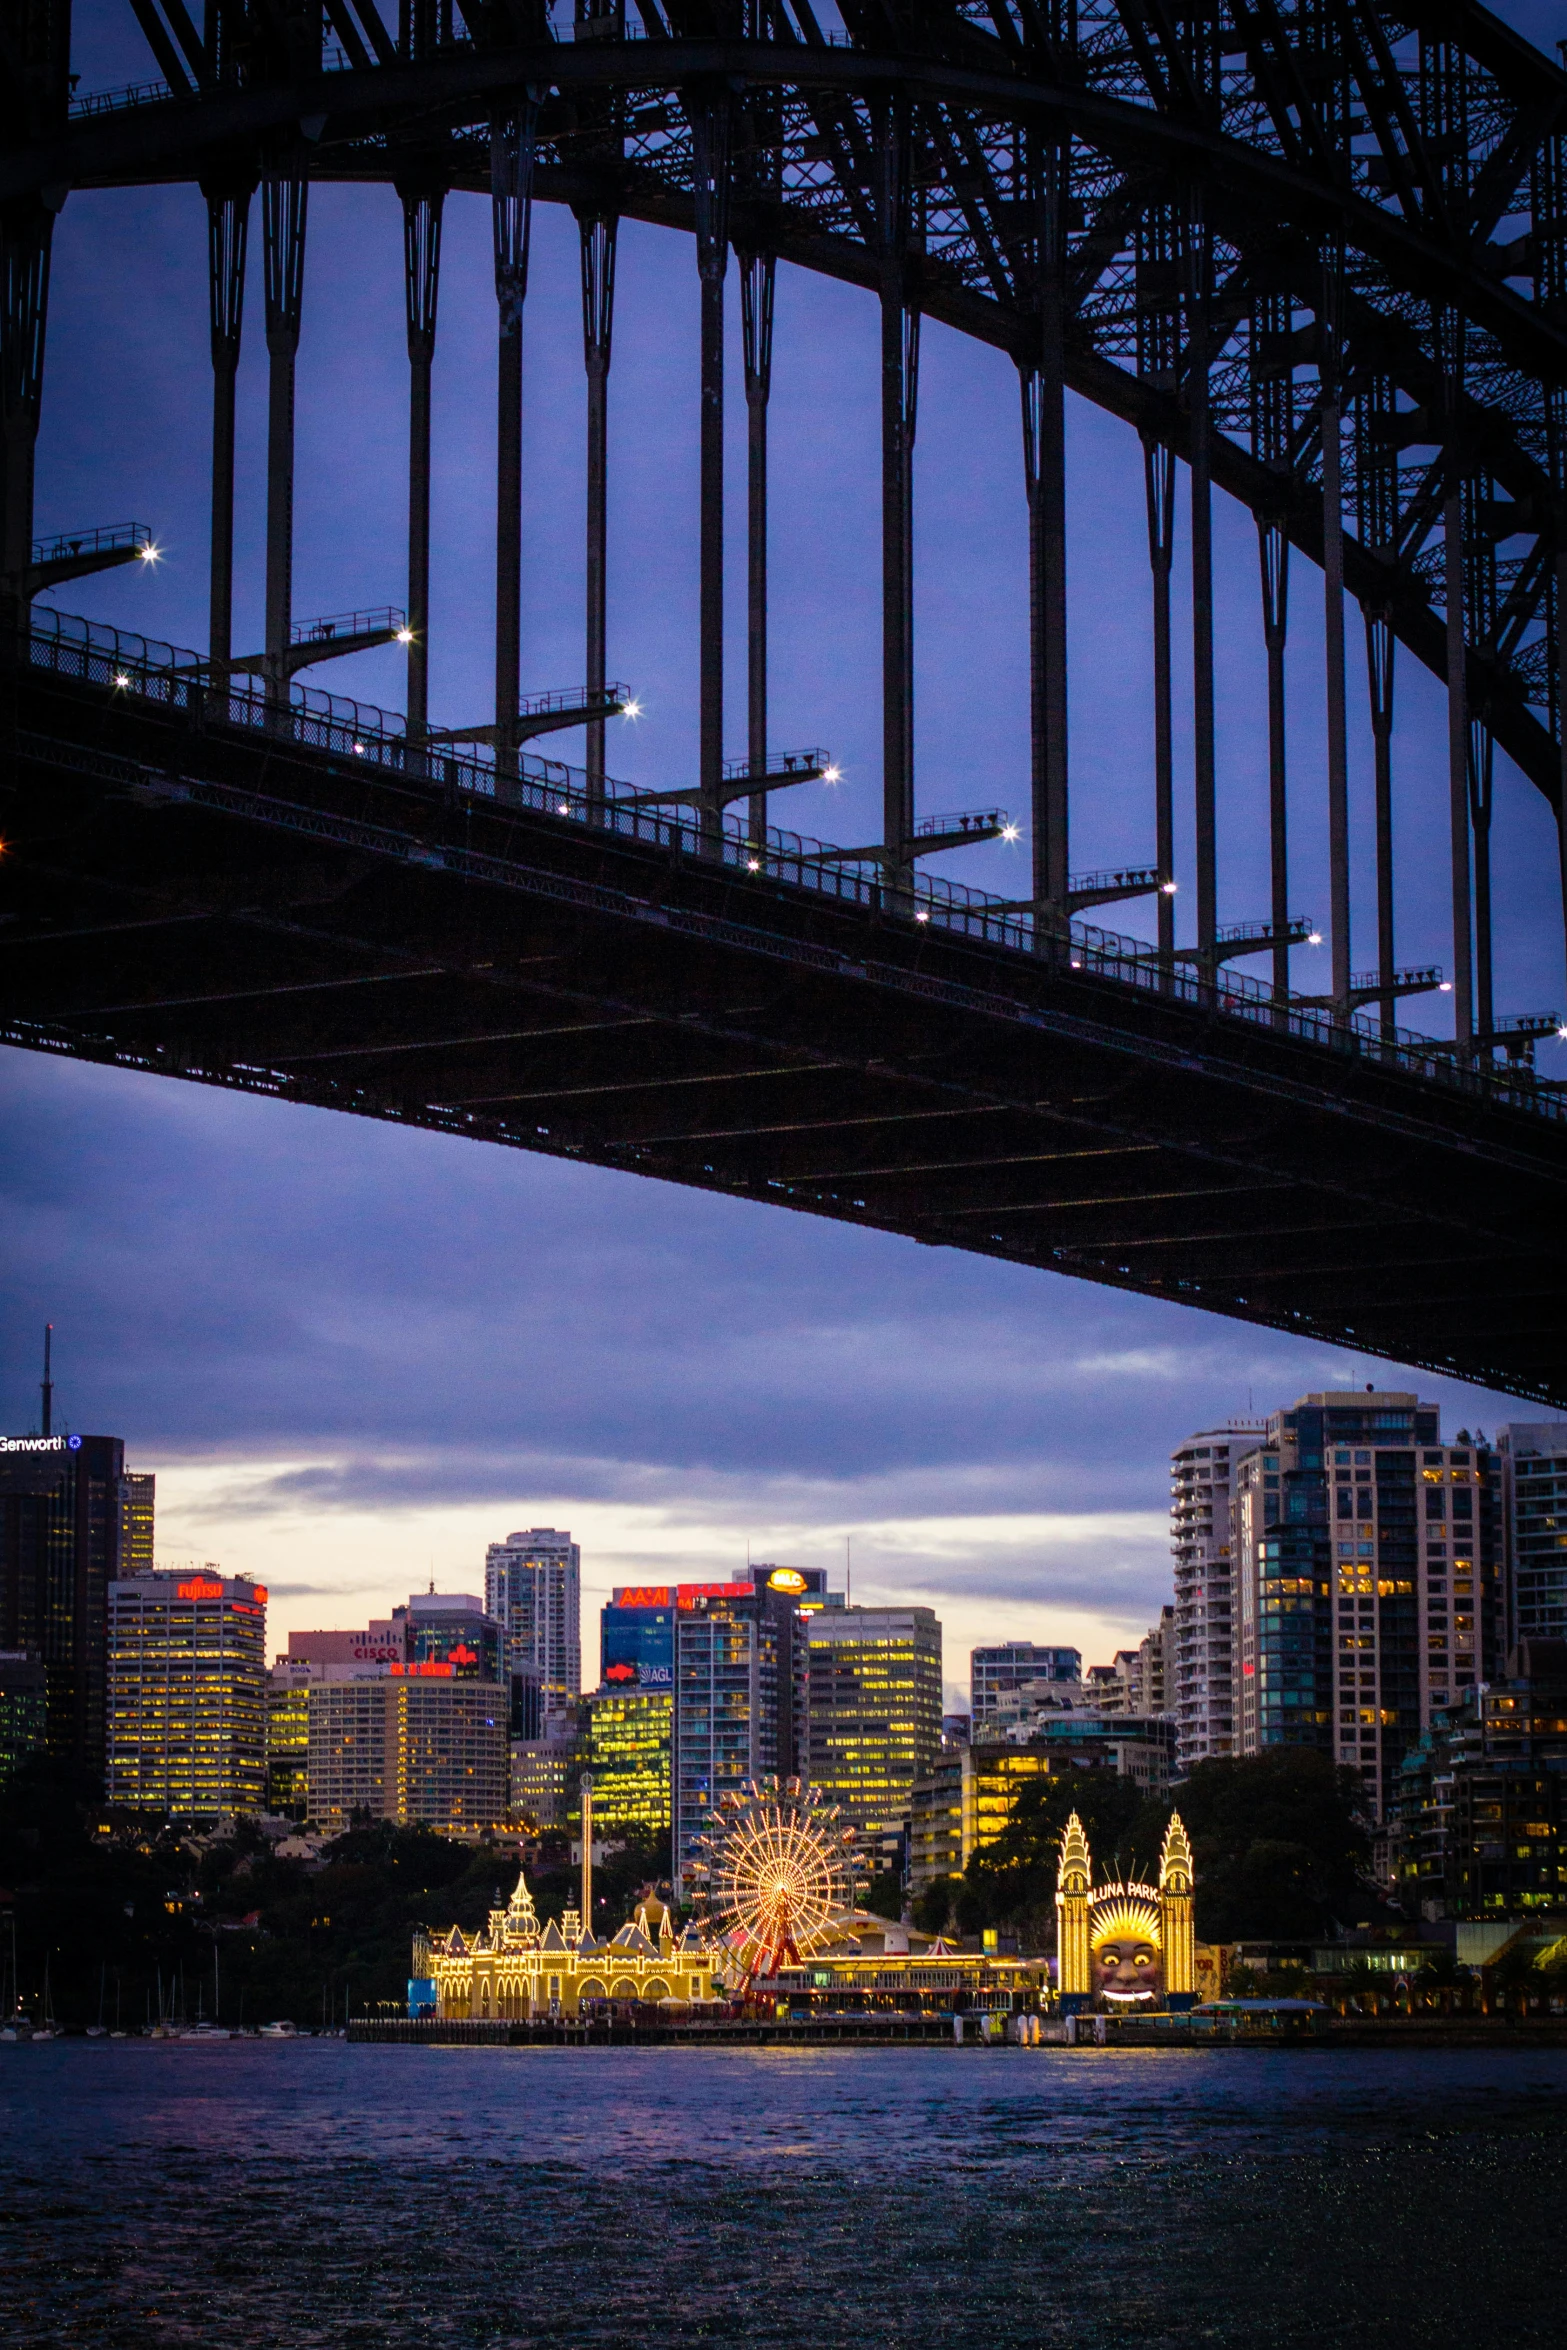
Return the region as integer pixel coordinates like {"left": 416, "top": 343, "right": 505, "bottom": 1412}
{"left": 25, "top": 608, "right": 1563, "bottom": 1126}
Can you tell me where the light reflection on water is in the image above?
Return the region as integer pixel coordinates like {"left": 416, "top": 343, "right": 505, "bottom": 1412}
{"left": 2, "top": 2043, "right": 1565, "bottom": 2347}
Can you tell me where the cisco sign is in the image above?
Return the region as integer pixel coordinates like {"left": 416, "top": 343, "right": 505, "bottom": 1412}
{"left": 1, "top": 1435, "right": 82, "bottom": 1454}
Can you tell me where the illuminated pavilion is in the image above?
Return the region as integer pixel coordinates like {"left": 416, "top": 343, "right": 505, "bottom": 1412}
{"left": 416, "top": 1869, "right": 724, "bottom": 2020}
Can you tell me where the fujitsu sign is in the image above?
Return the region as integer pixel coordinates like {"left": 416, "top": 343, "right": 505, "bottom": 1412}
{"left": 1, "top": 1435, "right": 82, "bottom": 1454}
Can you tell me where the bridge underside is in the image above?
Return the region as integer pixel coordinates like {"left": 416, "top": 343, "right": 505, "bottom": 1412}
{"left": 5, "top": 665, "right": 1567, "bottom": 1408}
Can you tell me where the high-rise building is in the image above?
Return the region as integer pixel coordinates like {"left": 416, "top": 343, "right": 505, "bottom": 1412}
{"left": 485, "top": 1529, "right": 581, "bottom": 1728}
{"left": 601, "top": 1596, "right": 676, "bottom": 1692}
{"left": 0, "top": 1430, "right": 131, "bottom": 1774}
{"left": 907, "top": 1718, "right": 1173, "bottom": 1892}
{"left": 1234, "top": 1390, "right": 1501, "bottom": 1816}
{"left": 1389, "top": 1640, "right": 1567, "bottom": 1917}
{"left": 585, "top": 1687, "right": 673, "bottom": 1834}
{"left": 307, "top": 1677, "right": 508, "bottom": 1831}
{"left": 106, "top": 1566, "right": 267, "bottom": 1819}
{"left": 1170, "top": 1424, "right": 1263, "bottom": 1773}
{"left": 394, "top": 1591, "right": 505, "bottom": 1684}
{"left": 1498, "top": 1424, "right": 1567, "bottom": 1644}
{"left": 803, "top": 1605, "right": 943, "bottom": 1842}
{"left": 0, "top": 1651, "right": 47, "bottom": 1787}
{"left": 970, "top": 1643, "right": 1081, "bottom": 1729}
{"left": 510, "top": 1725, "right": 581, "bottom": 1827}
{"left": 119, "top": 1473, "right": 155, "bottom": 1574}
{"left": 671, "top": 1577, "right": 803, "bottom": 1894}
{"left": 265, "top": 1674, "right": 310, "bottom": 1818}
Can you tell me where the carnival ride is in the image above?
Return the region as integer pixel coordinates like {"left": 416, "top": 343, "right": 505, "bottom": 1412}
{"left": 687, "top": 1778, "right": 868, "bottom": 1987}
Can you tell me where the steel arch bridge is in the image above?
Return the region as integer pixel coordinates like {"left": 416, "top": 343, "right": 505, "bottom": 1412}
{"left": 4, "top": 1, "right": 1567, "bottom": 1402}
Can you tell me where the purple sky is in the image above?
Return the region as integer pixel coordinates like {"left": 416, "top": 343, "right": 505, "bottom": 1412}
{"left": 5, "top": 2, "right": 1561, "bottom": 1696}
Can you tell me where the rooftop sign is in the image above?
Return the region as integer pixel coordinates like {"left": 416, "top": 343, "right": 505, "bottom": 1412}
{"left": 1, "top": 1435, "right": 82, "bottom": 1453}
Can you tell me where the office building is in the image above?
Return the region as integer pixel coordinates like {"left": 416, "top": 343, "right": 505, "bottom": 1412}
{"left": 803, "top": 1605, "right": 943, "bottom": 1842}
{"left": 285, "top": 1619, "right": 402, "bottom": 1671}
{"left": 308, "top": 1676, "right": 507, "bottom": 1831}
{"left": 1234, "top": 1390, "right": 1501, "bottom": 1816}
{"left": 0, "top": 1430, "right": 131, "bottom": 1774}
{"left": 265, "top": 1674, "right": 311, "bottom": 1817}
{"left": 511, "top": 1725, "right": 581, "bottom": 1827}
{"left": 1390, "top": 1640, "right": 1567, "bottom": 1917}
{"left": 586, "top": 1686, "right": 674, "bottom": 1834}
{"left": 601, "top": 1595, "right": 676, "bottom": 1691}
{"left": 1498, "top": 1424, "right": 1567, "bottom": 1644}
{"left": 908, "top": 1716, "right": 1173, "bottom": 1892}
{"left": 1170, "top": 1423, "right": 1263, "bottom": 1774}
{"left": 671, "top": 1576, "right": 804, "bottom": 1894}
{"left": 485, "top": 1529, "right": 581, "bottom": 1728}
{"left": 394, "top": 1591, "right": 505, "bottom": 1684}
{"left": 970, "top": 1642, "right": 1081, "bottom": 1728}
{"left": 0, "top": 1651, "right": 47, "bottom": 1786}
{"left": 106, "top": 1567, "right": 267, "bottom": 1819}
{"left": 119, "top": 1473, "right": 155, "bottom": 1574}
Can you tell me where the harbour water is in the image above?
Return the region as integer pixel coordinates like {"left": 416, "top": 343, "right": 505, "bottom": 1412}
{"left": 3, "top": 2041, "right": 1565, "bottom": 2346}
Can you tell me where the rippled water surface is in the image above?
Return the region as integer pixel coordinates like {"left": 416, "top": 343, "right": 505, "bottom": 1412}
{"left": 3, "top": 2041, "right": 1566, "bottom": 2346}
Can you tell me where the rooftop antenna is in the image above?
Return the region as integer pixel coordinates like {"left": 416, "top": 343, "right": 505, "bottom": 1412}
{"left": 40, "top": 1324, "right": 53, "bottom": 1439}
{"left": 845, "top": 1533, "right": 851, "bottom": 1605}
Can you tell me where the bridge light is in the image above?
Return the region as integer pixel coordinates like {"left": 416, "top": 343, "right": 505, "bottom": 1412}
{"left": 113, "top": 671, "right": 130, "bottom": 688}
{"left": 1438, "top": 981, "right": 1453, "bottom": 993}
{"left": 395, "top": 627, "right": 415, "bottom": 645}
{"left": 1161, "top": 879, "right": 1178, "bottom": 895}
{"left": 1000, "top": 823, "right": 1020, "bottom": 843}
{"left": 620, "top": 698, "right": 642, "bottom": 720}
{"left": 137, "top": 542, "right": 160, "bottom": 565}
{"left": 747, "top": 858, "right": 761, "bottom": 872}
{"left": 914, "top": 908, "right": 930, "bottom": 924}
{"left": 1557, "top": 1025, "right": 1567, "bottom": 1041}
{"left": 557, "top": 801, "right": 570, "bottom": 815}
{"left": 1307, "top": 931, "right": 1323, "bottom": 946}
{"left": 821, "top": 765, "right": 841, "bottom": 784}
{"left": 351, "top": 741, "right": 365, "bottom": 754}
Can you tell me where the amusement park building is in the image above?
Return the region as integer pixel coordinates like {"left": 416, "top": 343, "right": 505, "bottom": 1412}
{"left": 417, "top": 1873, "right": 721, "bottom": 2019}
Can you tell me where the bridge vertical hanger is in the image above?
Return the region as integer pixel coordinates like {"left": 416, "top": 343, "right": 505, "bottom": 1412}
{"left": 400, "top": 177, "right": 445, "bottom": 750}
{"left": 262, "top": 167, "right": 307, "bottom": 713}
{"left": 492, "top": 100, "right": 539, "bottom": 781}
{"left": 202, "top": 179, "right": 251, "bottom": 699}
{"left": 1, "top": 199, "right": 58, "bottom": 616}
{"left": 691, "top": 90, "right": 732, "bottom": 854}
{"left": 1184, "top": 190, "right": 1216, "bottom": 978}
{"left": 1424, "top": 33, "right": 1474, "bottom": 1055}
{"left": 740, "top": 244, "right": 776, "bottom": 849}
{"left": 1533, "top": 122, "right": 1567, "bottom": 993}
{"left": 1019, "top": 124, "right": 1069, "bottom": 933}
{"left": 1356, "top": 372, "right": 1400, "bottom": 1045}
{"left": 1136, "top": 207, "right": 1180, "bottom": 981}
{"left": 1439, "top": 308, "right": 1474, "bottom": 1055}
{"left": 876, "top": 94, "right": 920, "bottom": 906}
{"left": 1251, "top": 288, "right": 1292, "bottom": 1009}
{"left": 1319, "top": 241, "right": 1351, "bottom": 1014}
{"left": 578, "top": 207, "right": 617, "bottom": 819}
{"left": 1463, "top": 472, "right": 1500, "bottom": 1048}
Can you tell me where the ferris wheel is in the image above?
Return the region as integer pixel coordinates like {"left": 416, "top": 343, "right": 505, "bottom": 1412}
{"left": 687, "top": 1779, "right": 866, "bottom": 1984}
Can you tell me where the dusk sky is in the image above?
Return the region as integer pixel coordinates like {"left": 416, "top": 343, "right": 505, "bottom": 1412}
{"left": 5, "top": 0, "right": 1561, "bottom": 1705}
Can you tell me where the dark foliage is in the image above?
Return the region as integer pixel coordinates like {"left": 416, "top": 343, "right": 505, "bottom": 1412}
{"left": 0, "top": 1759, "right": 673, "bottom": 2028}
{"left": 919, "top": 1751, "right": 1373, "bottom": 1947}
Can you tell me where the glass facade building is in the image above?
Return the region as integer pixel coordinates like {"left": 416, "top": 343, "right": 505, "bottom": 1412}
{"left": 0, "top": 1650, "right": 47, "bottom": 1787}
{"left": 672, "top": 1580, "right": 799, "bottom": 1895}
{"left": 485, "top": 1530, "right": 581, "bottom": 1730}
{"left": 586, "top": 1687, "right": 674, "bottom": 1832}
{"left": 0, "top": 1431, "right": 129, "bottom": 1774}
{"left": 804, "top": 1606, "right": 943, "bottom": 1842}
{"left": 1235, "top": 1390, "right": 1501, "bottom": 1817}
{"left": 1499, "top": 1424, "right": 1567, "bottom": 1643}
{"left": 601, "top": 1602, "right": 675, "bottom": 1690}
{"left": 969, "top": 1642, "right": 1081, "bottom": 1728}
{"left": 107, "top": 1568, "right": 267, "bottom": 1819}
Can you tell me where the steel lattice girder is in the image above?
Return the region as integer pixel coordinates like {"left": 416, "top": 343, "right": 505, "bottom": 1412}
{"left": 6, "top": 7, "right": 1567, "bottom": 802}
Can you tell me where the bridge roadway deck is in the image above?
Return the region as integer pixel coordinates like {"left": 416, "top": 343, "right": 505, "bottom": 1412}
{"left": 4, "top": 657, "right": 1566, "bottom": 1407}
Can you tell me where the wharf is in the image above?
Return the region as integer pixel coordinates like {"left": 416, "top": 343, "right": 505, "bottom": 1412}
{"left": 348, "top": 2014, "right": 1567, "bottom": 2051}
